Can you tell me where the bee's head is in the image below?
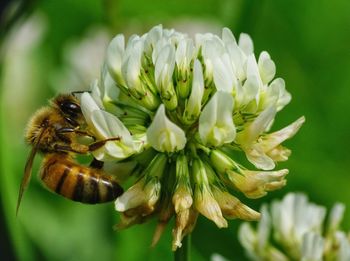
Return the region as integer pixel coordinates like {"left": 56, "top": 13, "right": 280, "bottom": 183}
{"left": 51, "top": 94, "right": 83, "bottom": 126}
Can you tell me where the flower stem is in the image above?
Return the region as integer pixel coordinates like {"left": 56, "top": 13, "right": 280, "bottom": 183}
{"left": 174, "top": 235, "right": 191, "bottom": 261}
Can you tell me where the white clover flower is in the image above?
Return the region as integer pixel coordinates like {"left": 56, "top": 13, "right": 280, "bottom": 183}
{"left": 238, "top": 206, "right": 288, "bottom": 261}
{"left": 183, "top": 59, "right": 204, "bottom": 123}
{"left": 80, "top": 92, "right": 136, "bottom": 160}
{"left": 78, "top": 25, "right": 304, "bottom": 250}
{"left": 106, "top": 34, "right": 125, "bottom": 86}
{"left": 199, "top": 91, "right": 236, "bottom": 147}
{"left": 335, "top": 232, "right": 350, "bottom": 261}
{"left": 239, "top": 193, "right": 350, "bottom": 260}
{"left": 271, "top": 193, "right": 326, "bottom": 257}
{"left": 327, "top": 203, "right": 345, "bottom": 234}
{"left": 301, "top": 232, "right": 324, "bottom": 261}
{"left": 146, "top": 104, "right": 186, "bottom": 152}
{"left": 237, "top": 107, "right": 305, "bottom": 170}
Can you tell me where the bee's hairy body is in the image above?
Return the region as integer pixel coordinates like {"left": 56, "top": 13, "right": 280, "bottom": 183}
{"left": 25, "top": 106, "right": 88, "bottom": 154}
{"left": 17, "top": 94, "right": 124, "bottom": 214}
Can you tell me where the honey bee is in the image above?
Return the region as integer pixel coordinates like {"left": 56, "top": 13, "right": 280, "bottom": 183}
{"left": 17, "top": 93, "right": 123, "bottom": 215}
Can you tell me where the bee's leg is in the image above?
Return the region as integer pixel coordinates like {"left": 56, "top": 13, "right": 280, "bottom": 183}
{"left": 88, "top": 137, "right": 121, "bottom": 152}
{"left": 54, "top": 137, "right": 121, "bottom": 155}
{"left": 57, "top": 127, "right": 96, "bottom": 140}
{"left": 57, "top": 127, "right": 77, "bottom": 133}
{"left": 54, "top": 143, "right": 90, "bottom": 154}
{"left": 63, "top": 117, "right": 79, "bottom": 127}
{"left": 74, "top": 130, "right": 95, "bottom": 139}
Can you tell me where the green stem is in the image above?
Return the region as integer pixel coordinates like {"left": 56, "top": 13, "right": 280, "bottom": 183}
{"left": 174, "top": 235, "right": 191, "bottom": 261}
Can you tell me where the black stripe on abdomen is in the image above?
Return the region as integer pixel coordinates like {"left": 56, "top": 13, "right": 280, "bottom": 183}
{"left": 111, "top": 180, "right": 123, "bottom": 199}
{"left": 73, "top": 172, "right": 84, "bottom": 202}
{"left": 55, "top": 167, "right": 69, "bottom": 193}
{"left": 98, "top": 178, "right": 123, "bottom": 202}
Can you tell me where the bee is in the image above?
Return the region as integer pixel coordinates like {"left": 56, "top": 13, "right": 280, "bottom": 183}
{"left": 17, "top": 93, "right": 123, "bottom": 215}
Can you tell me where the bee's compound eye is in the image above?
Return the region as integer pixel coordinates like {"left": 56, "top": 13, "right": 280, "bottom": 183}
{"left": 60, "top": 101, "right": 81, "bottom": 115}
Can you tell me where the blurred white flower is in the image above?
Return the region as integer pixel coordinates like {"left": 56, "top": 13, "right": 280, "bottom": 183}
{"left": 335, "top": 232, "right": 350, "bottom": 261}
{"left": 301, "top": 232, "right": 324, "bottom": 261}
{"left": 239, "top": 193, "right": 350, "bottom": 260}
{"left": 239, "top": 206, "right": 288, "bottom": 261}
{"left": 271, "top": 193, "right": 326, "bottom": 257}
{"left": 210, "top": 253, "right": 231, "bottom": 261}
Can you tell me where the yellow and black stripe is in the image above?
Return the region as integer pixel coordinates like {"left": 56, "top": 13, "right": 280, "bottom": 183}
{"left": 40, "top": 154, "right": 123, "bottom": 204}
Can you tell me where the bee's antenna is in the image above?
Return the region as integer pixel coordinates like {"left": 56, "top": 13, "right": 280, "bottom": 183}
{"left": 71, "top": 90, "right": 91, "bottom": 97}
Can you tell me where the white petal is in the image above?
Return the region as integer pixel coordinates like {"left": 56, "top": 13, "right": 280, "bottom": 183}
{"left": 100, "top": 64, "right": 120, "bottom": 103}
{"left": 260, "top": 116, "right": 305, "bottom": 151}
{"left": 91, "top": 110, "right": 129, "bottom": 139}
{"left": 222, "top": 27, "right": 237, "bottom": 45}
{"left": 146, "top": 104, "right": 186, "bottom": 152}
{"left": 269, "top": 78, "right": 291, "bottom": 111}
{"left": 80, "top": 92, "right": 101, "bottom": 127}
{"left": 242, "top": 75, "right": 260, "bottom": 105}
{"left": 152, "top": 38, "right": 169, "bottom": 65}
{"left": 106, "top": 34, "right": 125, "bottom": 84}
{"left": 184, "top": 59, "right": 204, "bottom": 119}
{"left": 238, "top": 223, "right": 258, "bottom": 255}
{"left": 257, "top": 205, "right": 271, "bottom": 251}
{"left": 213, "top": 53, "right": 237, "bottom": 93}
{"left": 258, "top": 51, "right": 276, "bottom": 84}
{"left": 246, "top": 145, "right": 276, "bottom": 170}
{"left": 246, "top": 54, "right": 262, "bottom": 85}
{"left": 226, "top": 41, "right": 246, "bottom": 81}
{"left": 90, "top": 79, "right": 104, "bottom": 108}
{"left": 232, "top": 169, "right": 288, "bottom": 198}
{"left": 238, "top": 33, "right": 254, "bottom": 55}
{"left": 261, "top": 78, "right": 281, "bottom": 109}
{"left": 175, "top": 38, "right": 194, "bottom": 70}
{"left": 91, "top": 110, "right": 135, "bottom": 159}
{"left": 115, "top": 182, "right": 144, "bottom": 211}
{"left": 328, "top": 203, "right": 345, "bottom": 232}
{"left": 336, "top": 232, "right": 350, "bottom": 261}
{"left": 144, "top": 24, "right": 163, "bottom": 55}
{"left": 239, "top": 106, "right": 277, "bottom": 146}
{"left": 199, "top": 91, "right": 236, "bottom": 146}
{"left": 122, "top": 40, "right": 143, "bottom": 89}
{"left": 201, "top": 37, "right": 225, "bottom": 80}
{"left": 271, "top": 193, "right": 326, "bottom": 248}
{"left": 175, "top": 38, "right": 187, "bottom": 67}
{"left": 155, "top": 44, "right": 176, "bottom": 88}
{"left": 301, "top": 232, "right": 324, "bottom": 261}
{"left": 194, "top": 182, "right": 227, "bottom": 228}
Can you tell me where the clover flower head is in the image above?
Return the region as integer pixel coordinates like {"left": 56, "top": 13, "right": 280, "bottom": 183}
{"left": 239, "top": 193, "right": 350, "bottom": 260}
{"left": 79, "top": 25, "right": 304, "bottom": 250}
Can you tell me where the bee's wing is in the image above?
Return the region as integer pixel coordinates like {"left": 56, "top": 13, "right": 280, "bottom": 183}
{"left": 16, "top": 145, "right": 39, "bottom": 216}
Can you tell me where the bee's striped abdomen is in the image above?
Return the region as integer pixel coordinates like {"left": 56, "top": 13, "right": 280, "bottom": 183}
{"left": 40, "top": 154, "right": 123, "bottom": 204}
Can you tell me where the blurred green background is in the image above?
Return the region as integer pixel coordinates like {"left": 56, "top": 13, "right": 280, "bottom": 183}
{"left": 1, "top": 0, "right": 350, "bottom": 260}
